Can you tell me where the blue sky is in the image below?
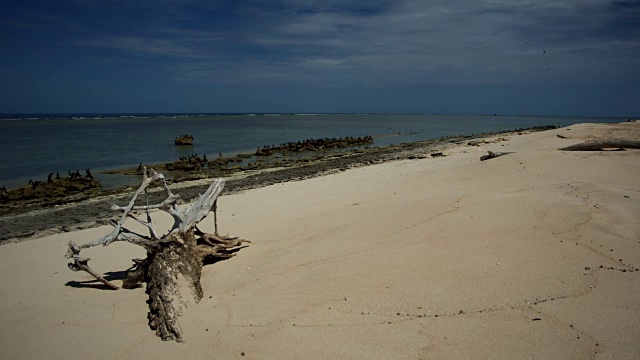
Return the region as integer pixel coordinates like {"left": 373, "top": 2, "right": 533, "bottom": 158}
{"left": 0, "top": 0, "right": 638, "bottom": 116}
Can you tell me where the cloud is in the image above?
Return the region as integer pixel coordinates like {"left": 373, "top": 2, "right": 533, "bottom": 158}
{"left": 53, "top": 0, "right": 640, "bottom": 87}
{"left": 75, "top": 36, "right": 211, "bottom": 58}
{"left": 0, "top": 18, "right": 42, "bottom": 29}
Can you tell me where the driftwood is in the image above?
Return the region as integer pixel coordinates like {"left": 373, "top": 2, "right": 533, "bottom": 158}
{"left": 480, "top": 151, "right": 512, "bottom": 161}
{"left": 559, "top": 140, "right": 640, "bottom": 151}
{"left": 66, "top": 168, "right": 248, "bottom": 342}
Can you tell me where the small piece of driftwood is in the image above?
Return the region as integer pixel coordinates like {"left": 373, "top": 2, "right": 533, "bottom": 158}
{"left": 559, "top": 140, "right": 640, "bottom": 151}
{"left": 480, "top": 151, "right": 511, "bottom": 161}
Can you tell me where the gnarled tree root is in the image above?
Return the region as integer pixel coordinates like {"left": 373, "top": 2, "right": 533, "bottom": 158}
{"left": 65, "top": 169, "right": 248, "bottom": 342}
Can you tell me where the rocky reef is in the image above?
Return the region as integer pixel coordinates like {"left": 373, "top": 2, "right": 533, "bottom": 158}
{"left": 1, "top": 170, "right": 100, "bottom": 206}
{"left": 165, "top": 154, "right": 208, "bottom": 171}
{"left": 255, "top": 136, "right": 373, "bottom": 156}
{"left": 175, "top": 134, "right": 194, "bottom": 145}
{"left": 157, "top": 135, "right": 376, "bottom": 183}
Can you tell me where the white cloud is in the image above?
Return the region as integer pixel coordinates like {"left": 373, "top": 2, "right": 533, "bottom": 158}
{"left": 75, "top": 36, "right": 210, "bottom": 58}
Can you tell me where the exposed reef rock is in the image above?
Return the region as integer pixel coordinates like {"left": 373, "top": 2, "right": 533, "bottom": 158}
{"left": 1, "top": 170, "right": 100, "bottom": 206}
{"left": 174, "top": 134, "right": 194, "bottom": 145}
{"left": 165, "top": 154, "right": 208, "bottom": 171}
{"left": 208, "top": 154, "right": 246, "bottom": 168}
{"left": 255, "top": 136, "right": 374, "bottom": 156}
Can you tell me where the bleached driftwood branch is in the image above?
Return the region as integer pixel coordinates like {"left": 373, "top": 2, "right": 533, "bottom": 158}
{"left": 65, "top": 167, "right": 248, "bottom": 341}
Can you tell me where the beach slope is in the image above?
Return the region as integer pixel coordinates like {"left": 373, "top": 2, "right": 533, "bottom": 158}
{"left": 0, "top": 122, "right": 638, "bottom": 359}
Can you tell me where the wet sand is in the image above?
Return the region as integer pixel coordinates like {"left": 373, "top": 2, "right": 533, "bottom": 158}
{"left": 0, "top": 122, "right": 639, "bottom": 359}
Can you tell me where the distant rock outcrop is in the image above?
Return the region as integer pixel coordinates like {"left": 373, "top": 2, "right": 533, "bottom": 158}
{"left": 175, "top": 134, "right": 194, "bottom": 145}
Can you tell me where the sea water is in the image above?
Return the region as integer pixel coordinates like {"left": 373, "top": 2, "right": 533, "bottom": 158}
{"left": 0, "top": 113, "right": 623, "bottom": 190}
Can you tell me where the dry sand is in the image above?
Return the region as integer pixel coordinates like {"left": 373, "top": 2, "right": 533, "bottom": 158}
{"left": 1, "top": 122, "right": 638, "bottom": 359}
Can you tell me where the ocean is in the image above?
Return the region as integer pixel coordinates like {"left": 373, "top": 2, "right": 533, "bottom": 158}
{"left": 0, "top": 113, "right": 623, "bottom": 190}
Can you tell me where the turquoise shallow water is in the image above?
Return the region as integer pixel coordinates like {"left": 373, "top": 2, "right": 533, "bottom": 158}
{"left": 0, "top": 113, "right": 622, "bottom": 189}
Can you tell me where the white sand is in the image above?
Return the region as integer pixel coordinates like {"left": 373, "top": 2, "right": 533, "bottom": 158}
{"left": 1, "top": 122, "right": 639, "bottom": 359}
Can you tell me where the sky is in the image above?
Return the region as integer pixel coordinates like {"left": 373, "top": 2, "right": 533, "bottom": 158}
{"left": 0, "top": 0, "right": 638, "bottom": 116}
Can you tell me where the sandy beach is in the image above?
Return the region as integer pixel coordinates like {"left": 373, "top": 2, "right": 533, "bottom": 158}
{"left": 1, "top": 122, "right": 638, "bottom": 359}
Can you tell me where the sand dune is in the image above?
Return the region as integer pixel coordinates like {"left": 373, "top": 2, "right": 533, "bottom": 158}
{"left": 1, "top": 122, "right": 638, "bottom": 359}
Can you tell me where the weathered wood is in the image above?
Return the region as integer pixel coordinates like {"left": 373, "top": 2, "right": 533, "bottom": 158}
{"left": 195, "top": 226, "right": 251, "bottom": 248}
{"left": 146, "top": 230, "right": 203, "bottom": 341}
{"left": 480, "top": 151, "right": 512, "bottom": 161}
{"left": 65, "top": 168, "right": 248, "bottom": 342}
{"left": 67, "top": 252, "right": 119, "bottom": 290}
{"left": 559, "top": 140, "right": 640, "bottom": 151}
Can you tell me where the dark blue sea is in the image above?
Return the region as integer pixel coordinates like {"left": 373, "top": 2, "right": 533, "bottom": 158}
{"left": 0, "top": 113, "right": 623, "bottom": 190}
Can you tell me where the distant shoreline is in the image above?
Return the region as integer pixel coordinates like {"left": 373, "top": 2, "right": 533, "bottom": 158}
{"left": 0, "top": 112, "right": 630, "bottom": 119}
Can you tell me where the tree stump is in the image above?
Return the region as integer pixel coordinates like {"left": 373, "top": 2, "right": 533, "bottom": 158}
{"left": 66, "top": 168, "right": 249, "bottom": 342}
